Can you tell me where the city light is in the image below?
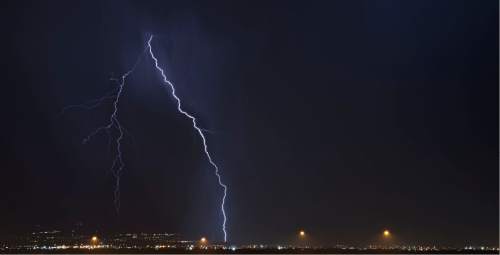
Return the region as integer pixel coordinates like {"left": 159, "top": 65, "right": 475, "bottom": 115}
{"left": 383, "top": 230, "right": 390, "bottom": 237}
{"left": 2, "top": 230, "right": 499, "bottom": 253}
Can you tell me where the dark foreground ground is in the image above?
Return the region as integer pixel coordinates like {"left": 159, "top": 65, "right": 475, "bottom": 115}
{"left": 1, "top": 248, "right": 497, "bottom": 254}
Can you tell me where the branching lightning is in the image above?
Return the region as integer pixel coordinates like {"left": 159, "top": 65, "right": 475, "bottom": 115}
{"left": 147, "top": 35, "right": 228, "bottom": 242}
{"left": 64, "top": 48, "right": 145, "bottom": 213}
{"left": 64, "top": 35, "right": 229, "bottom": 242}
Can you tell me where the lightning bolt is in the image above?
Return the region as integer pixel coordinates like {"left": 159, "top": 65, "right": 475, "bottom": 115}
{"left": 147, "top": 35, "right": 228, "bottom": 242}
{"left": 64, "top": 35, "right": 229, "bottom": 242}
{"left": 65, "top": 49, "right": 145, "bottom": 213}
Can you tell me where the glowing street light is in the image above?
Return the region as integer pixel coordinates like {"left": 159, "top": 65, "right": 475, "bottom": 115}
{"left": 90, "top": 236, "right": 98, "bottom": 248}
{"left": 383, "top": 229, "right": 390, "bottom": 237}
{"left": 200, "top": 237, "right": 207, "bottom": 243}
{"left": 299, "top": 230, "right": 306, "bottom": 237}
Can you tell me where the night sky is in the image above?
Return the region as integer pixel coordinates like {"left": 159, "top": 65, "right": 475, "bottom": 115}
{"left": 2, "top": 0, "right": 498, "bottom": 247}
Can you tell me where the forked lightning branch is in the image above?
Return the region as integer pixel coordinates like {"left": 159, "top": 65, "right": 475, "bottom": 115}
{"left": 64, "top": 35, "right": 228, "bottom": 242}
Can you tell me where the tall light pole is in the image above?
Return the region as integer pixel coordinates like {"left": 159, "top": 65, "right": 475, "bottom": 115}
{"left": 90, "top": 236, "right": 98, "bottom": 248}
{"left": 199, "top": 237, "right": 207, "bottom": 248}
